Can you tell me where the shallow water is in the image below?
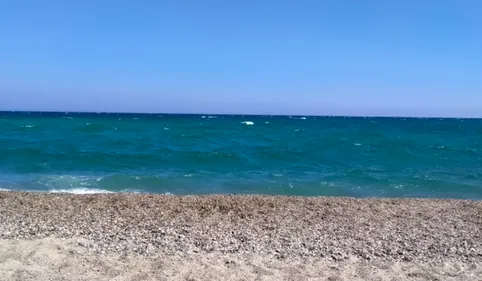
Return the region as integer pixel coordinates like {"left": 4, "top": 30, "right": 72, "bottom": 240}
{"left": 1, "top": 112, "right": 482, "bottom": 199}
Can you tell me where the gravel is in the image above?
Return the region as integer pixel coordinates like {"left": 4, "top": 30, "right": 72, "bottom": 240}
{"left": 0, "top": 191, "right": 481, "bottom": 262}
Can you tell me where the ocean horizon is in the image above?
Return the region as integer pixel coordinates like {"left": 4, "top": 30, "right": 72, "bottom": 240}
{"left": 2, "top": 110, "right": 481, "bottom": 119}
{"left": 1, "top": 111, "right": 482, "bottom": 199}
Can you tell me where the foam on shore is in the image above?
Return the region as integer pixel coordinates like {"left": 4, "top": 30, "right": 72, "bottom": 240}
{"left": 49, "top": 188, "right": 114, "bottom": 194}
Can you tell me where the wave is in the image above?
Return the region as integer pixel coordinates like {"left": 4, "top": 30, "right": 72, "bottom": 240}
{"left": 0, "top": 188, "right": 11, "bottom": 191}
{"left": 37, "top": 175, "right": 103, "bottom": 189}
{"left": 119, "top": 188, "right": 142, "bottom": 193}
{"left": 49, "top": 187, "right": 114, "bottom": 194}
{"left": 25, "top": 174, "right": 178, "bottom": 194}
{"left": 241, "top": 121, "right": 254, "bottom": 125}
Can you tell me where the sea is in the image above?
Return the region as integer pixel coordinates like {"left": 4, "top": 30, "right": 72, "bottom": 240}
{"left": 1, "top": 111, "right": 481, "bottom": 199}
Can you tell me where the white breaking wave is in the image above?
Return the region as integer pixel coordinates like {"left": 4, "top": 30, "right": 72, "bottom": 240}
{"left": 38, "top": 175, "right": 105, "bottom": 192}
{"left": 50, "top": 188, "right": 114, "bottom": 194}
{"left": 208, "top": 116, "right": 217, "bottom": 119}
{"left": 241, "top": 121, "right": 254, "bottom": 125}
{"left": 22, "top": 125, "right": 35, "bottom": 128}
{"left": 300, "top": 117, "right": 307, "bottom": 120}
{"left": 0, "top": 188, "right": 11, "bottom": 191}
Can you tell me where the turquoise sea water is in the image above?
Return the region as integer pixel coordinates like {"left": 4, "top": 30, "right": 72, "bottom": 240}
{"left": 1, "top": 112, "right": 482, "bottom": 199}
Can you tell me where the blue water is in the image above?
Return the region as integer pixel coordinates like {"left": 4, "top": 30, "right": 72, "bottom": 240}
{"left": 1, "top": 112, "right": 482, "bottom": 199}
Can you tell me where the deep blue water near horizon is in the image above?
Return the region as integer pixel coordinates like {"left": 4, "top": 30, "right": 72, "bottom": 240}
{"left": 1, "top": 111, "right": 482, "bottom": 199}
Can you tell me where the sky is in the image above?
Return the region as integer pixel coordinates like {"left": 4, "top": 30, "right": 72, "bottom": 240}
{"left": 0, "top": 1, "right": 481, "bottom": 117}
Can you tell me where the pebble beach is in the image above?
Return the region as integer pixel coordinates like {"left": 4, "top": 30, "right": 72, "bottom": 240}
{"left": 1, "top": 191, "right": 481, "bottom": 280}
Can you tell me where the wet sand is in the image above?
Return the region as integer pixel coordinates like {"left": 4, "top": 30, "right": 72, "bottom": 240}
{"left": 0, "top": 192, "right": 481, "bottom": 280}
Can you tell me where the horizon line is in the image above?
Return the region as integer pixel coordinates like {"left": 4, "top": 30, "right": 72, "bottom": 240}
{"left": 1, "top": 110, "right": 481, "bottom": 119}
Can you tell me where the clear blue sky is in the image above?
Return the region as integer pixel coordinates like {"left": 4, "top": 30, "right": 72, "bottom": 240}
{"left": 0, "top": 1, "right": 481, "bottom": 117}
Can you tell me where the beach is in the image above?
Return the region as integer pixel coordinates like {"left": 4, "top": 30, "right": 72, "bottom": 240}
{"left": 0, "top": 192, "right": 481, "bottom": 280}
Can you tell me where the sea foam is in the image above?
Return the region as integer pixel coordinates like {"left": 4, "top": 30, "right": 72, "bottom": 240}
{"left": 49, "top": 188, "right": 114, "bottom": 194}
{"left": 241, "top": 121, "right": 254, "bottom": 125}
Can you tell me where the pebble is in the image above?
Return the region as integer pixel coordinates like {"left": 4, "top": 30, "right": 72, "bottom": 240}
{"left": 0, "top": 191, "right": 481, "bottom": 262}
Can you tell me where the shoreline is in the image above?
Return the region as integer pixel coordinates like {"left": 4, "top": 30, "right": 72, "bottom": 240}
{"left": 1, "top": 191, "right": 481, "bottom": 280}
{"left": 5, "top": 188, "right": 482, "bottom": 198}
